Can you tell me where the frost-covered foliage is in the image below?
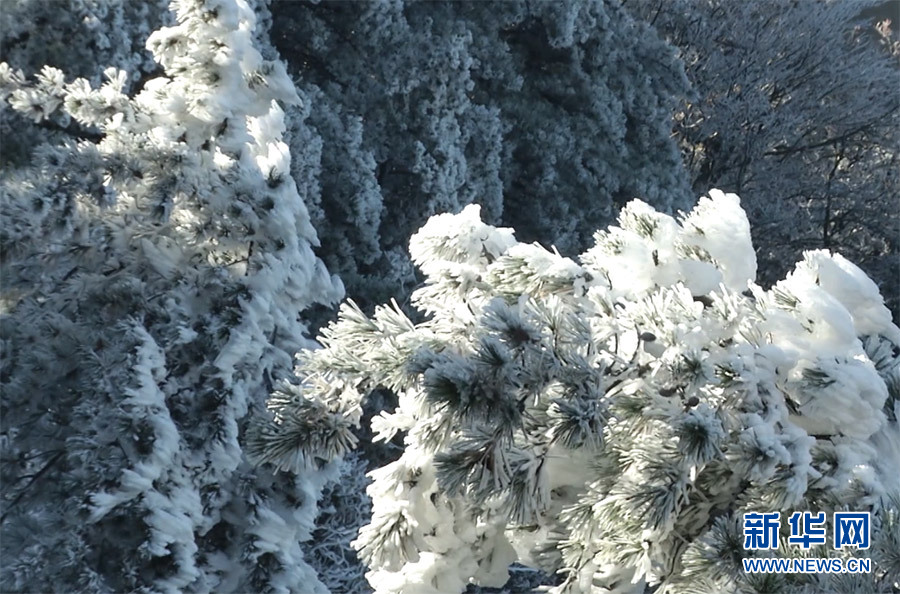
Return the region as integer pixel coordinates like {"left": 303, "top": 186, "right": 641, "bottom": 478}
{"left": 269, "top": 0, "right": 693, "bottom": 307}
{"left": 255, "top": 191, "right": 900, "bottom": 593}
{"left": 302, "top": 452, "right": 373, "bottom": 594}
{"left": 627, "top": 0, "right": 900, "bottom": 319}
{"left": 0, "top": 0, "right": 344, "bottom": 591}
{"left": 0, "top": 0, "right": 171, "bottom": 167}
{"left": 0, "top": 0, "right": 167, "bottom": 79}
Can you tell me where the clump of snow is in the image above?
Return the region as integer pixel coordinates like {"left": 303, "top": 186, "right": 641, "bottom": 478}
{"left": 582, "top": 189, "right": 756, "bottom": 300}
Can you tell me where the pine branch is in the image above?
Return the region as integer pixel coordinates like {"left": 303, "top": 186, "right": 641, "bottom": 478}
{"left": 0, "top": 450, "right": 64, "bottom": 524}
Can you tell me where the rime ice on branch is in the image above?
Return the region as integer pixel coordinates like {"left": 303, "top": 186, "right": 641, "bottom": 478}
{"left": 255, "top": 190, "right": 900, "bottom": 594}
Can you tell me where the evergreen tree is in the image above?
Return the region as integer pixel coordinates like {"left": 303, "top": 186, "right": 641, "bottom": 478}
{"left": 269, "top": 0, "right": 694, "bottom": 308}
{"left": 0, "top": 0, "right": 343, "bottom": 591}
{"left": 254, "top": 191, "right": 900, "bottom": 593}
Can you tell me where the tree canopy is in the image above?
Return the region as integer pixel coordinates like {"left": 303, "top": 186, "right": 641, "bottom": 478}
{"left": 256, "top": 191, "right": 900, "bottom": 593}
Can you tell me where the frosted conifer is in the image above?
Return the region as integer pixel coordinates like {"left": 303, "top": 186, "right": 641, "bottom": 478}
{"left": 256, "top": 191, "right": 900, "bottom": 593}
{"left": 1, "top": 0, "right": 342, "bottom": 591}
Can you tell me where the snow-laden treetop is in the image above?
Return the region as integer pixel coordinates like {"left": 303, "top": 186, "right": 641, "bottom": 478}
{"left": 253, "top": 190, "right": 900, "bottom": 594}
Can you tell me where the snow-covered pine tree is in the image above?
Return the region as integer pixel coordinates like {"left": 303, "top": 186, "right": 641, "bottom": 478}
{"left": 253, "top": 190, "right": 900, "bottom": 593}
{"left": 268, "top": 0, "right": 694, "bottom": 308}
{"left": 0, "top": 0, "right": 343, "bottom": 591}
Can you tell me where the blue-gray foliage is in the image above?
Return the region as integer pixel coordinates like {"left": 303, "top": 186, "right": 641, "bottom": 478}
{"left": 271, "top": 0, "right": 693, "bottom": 309}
